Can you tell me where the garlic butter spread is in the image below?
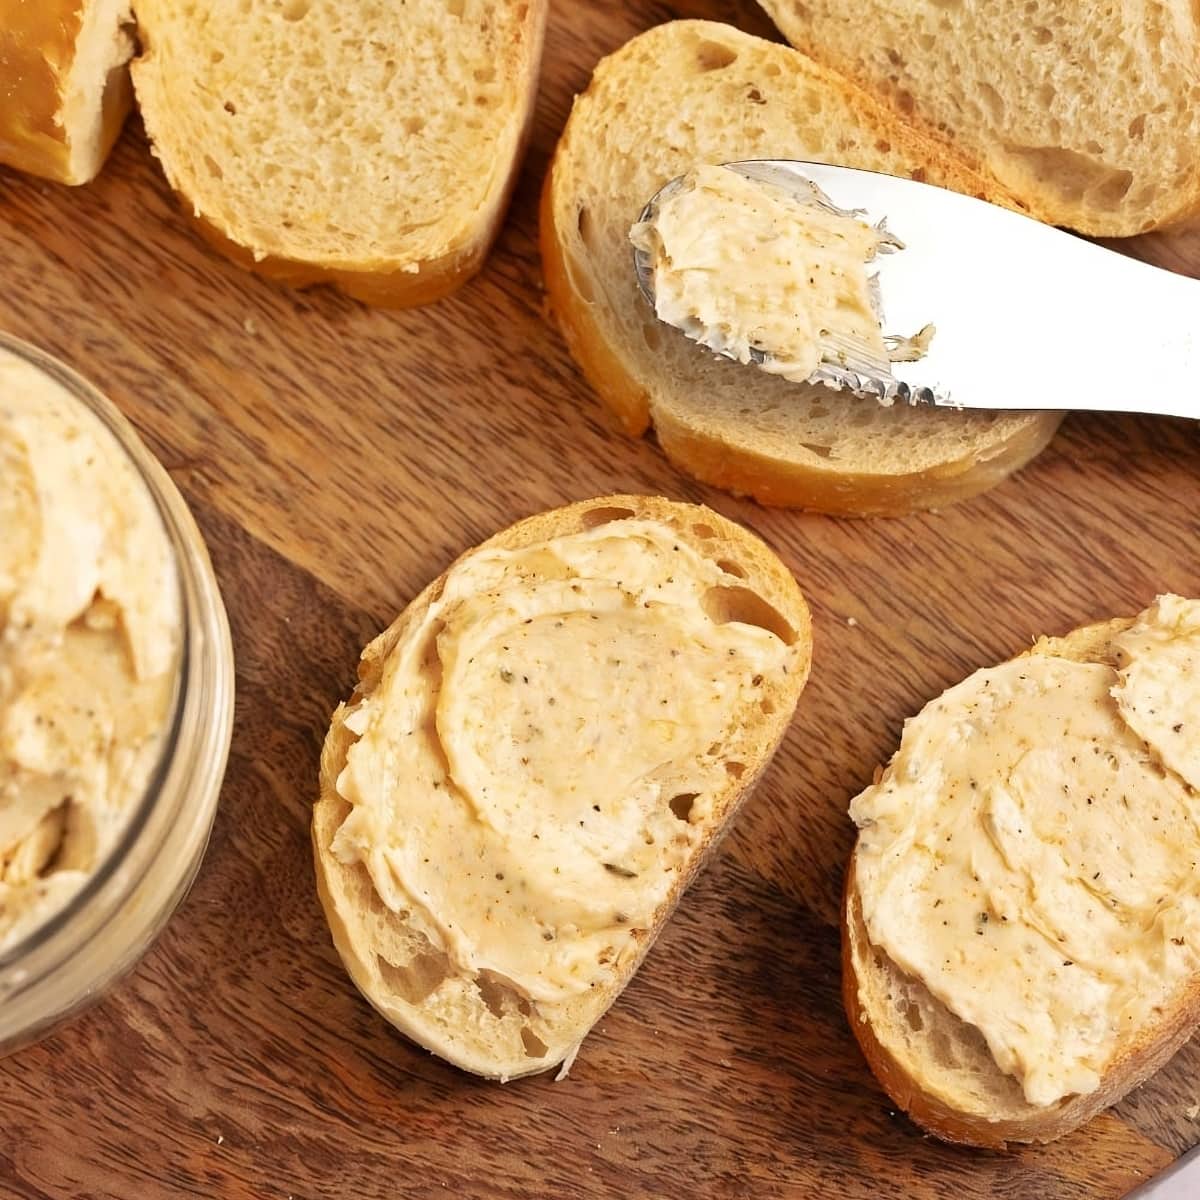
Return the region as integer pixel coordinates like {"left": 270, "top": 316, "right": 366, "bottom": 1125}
{"left": 331, "top": 519, "right": 792, "bottom": 1004}
{"left": 0, "top": 349, "right": 181, "bottom": 953}
{"left": 630, "top": 164, "right": 889, "bottom": 383}
{"left": 1112, "top": 594, "right": 1200, "bottom": 793}
{"left": 850, "top": 596, "right": 1200, "bottom": 1108}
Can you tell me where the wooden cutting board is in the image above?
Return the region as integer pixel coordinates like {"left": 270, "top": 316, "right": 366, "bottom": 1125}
{"left": 2, "top": 3, "right": 1198, "bottom": 1197}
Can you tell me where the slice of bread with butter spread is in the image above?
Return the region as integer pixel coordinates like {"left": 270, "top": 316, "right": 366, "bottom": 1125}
{"left": 758, "top": 0, "right": 1200, "bottom": 238}
{"left": 130, "top": 0, "right": 546, "bottom": 306}
{"left": 314, "top": 496, "right": 812, "bottom": 1078}
{"left": 0, "top": 0, "right": 134, "bottom": 185}
{"left": 846, "top": 595, "right": 1200, "bottom": 1146}
{"left": 541, "top": 21, "right": 1062, "bottom": 517}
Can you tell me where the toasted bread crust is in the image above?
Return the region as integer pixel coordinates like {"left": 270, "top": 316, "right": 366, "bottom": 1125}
{"left": 315, "top": 495, "right": 812, "bottom": 1078}
{"left": 0, "top": 0, "right": 131, "bottom": 185}
{"left": 187, "top": 212, "right": 495, "bottom": 309}
{"left": 647, "top": 403, "right": 1061, "bottom": 516}
{"left": 844, "top": 616, "right": 1200, "bottom": 1146}
{"left": 538, "top": 170, "right": 653, "bottom": 438}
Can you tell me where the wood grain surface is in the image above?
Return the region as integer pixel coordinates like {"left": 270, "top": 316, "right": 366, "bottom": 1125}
{"left": 2, "top": 3, "right": 1198, "bottom": 1198}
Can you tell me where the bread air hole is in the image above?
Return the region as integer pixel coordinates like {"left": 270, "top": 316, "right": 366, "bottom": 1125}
{"left": 1003, "top": 144, "right": 1133, "bottom": 208}
{"left": 580, "top": 504, "right": 636, "bottom": 528}
{"left": 281, "top": 0, "right": 311, "bottom": 18}
{"left": 977, "top": 81, "right": 1005, "bottom": 123}
{"left": 376, "top": 948, "right": 450, "bottom": 1005}
{"left": 725, "top": 762, "right": 746, "bottom": 779}
{"left": 694, "top": 40, "right": 738, "bottom": 72}
{"left": 576, "top": 204, "right": 602, "bottom": 255}
{"left": 692, "top": 522, "right": 716, "bottom": 539}
{"left": 476, "top": 968, "right": 524, "bottom": 1018}
{"left": 716, "top": 559, "right": 746, "bottom": 579}
{"left": 669, "top": 793, "right": 698, "bottom": 821}
{"left": 521, "top": 1027, "right": 549, "bottom": 1058}
{"left": 702, "top": 586, "right": 797, "bottom": 645}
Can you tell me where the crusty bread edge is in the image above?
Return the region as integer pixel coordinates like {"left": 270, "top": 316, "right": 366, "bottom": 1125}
{"left": 649, "top": 406, "right": 1063, "bottom": 516}
{"left": 843, "top": 615, "right": 1200, "bottom": 1146}
{"left": 314, "top": 494, "right": 813, "bottom": 1078}
{"left": 537, "top": 23, "right": 1065, "bottom": 515}
{"left": 0, "top": 1, "right": 131, "bottom": 185}
{"left": 184, "top": 214, "right": 492, "bottom": 308}
{"left": 132, "top": 1, "right": 547, "bottom": 307}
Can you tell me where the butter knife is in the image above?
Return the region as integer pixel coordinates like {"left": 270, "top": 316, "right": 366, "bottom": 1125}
{"left": 634, "top": 160, "right": 1198, "bottom": 416}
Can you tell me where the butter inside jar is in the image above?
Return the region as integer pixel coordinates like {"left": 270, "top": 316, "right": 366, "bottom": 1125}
{"left": 0, "top": 349, "right": 182, "bottom": 953}
{"left": 630, "top": 164, "right": 893, "bottom": 384}
{"left": 850, "top": 595, "right": 1200, "bottom": 1108}
{"left": 331, "top": 519, "right": 792, "bottom": 1004}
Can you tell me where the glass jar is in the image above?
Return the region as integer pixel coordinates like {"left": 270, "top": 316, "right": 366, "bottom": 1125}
{"left": 0, "top": 333, "right": 235, "bottom": 1052}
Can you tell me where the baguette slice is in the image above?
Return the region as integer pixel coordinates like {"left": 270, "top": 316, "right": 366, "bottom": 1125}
{"left": 540, "top": 21, "right": 1062, "bottom": 517}
{"left": 845, "top": 610, "right": 1200, "bottom": 1147}
{"left": 758, "top": 0, "right": 1200, "bottom": 238}
{"left": 0, "top": 1, "right": 133, "bottom": 185}
{"left": 130, "top": 0, "right": 546, "bottom": 306}
{"left": 314, "top": 495, "right": 812, "bottom": 1079}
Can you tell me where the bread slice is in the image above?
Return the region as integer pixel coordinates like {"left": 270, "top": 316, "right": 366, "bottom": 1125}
{"left": 540, "top": 21, "right": 1062, "bottom": 517}
{"left": 130, "top": 0, "right": 546, "bottom": 306}
{"left": 0, "top": 0, "right": 133, "bottom": 185}
{"left": 844, "top": 611, "right": 1200, "bottom": 1147}
{"left": 313, "top": 495, "right": 812, "bottom": 1079}
{"left": 758, "top": 0, "right": 1200, "bottom": 238}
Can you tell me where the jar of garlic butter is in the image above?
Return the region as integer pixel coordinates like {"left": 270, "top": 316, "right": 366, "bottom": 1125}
{"left": 0, "top": 333, "right": 234, "bottom": 1052}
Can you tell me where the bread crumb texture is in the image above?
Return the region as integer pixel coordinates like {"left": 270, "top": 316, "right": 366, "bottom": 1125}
{"left": 759, "top": 0, "right": 1200, "bottom": 235}
{"left": 132, "top": 0, "right": 539, "bottom": 267}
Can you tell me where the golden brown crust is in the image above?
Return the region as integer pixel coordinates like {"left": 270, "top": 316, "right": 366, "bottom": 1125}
{"left": 314, "top": 495, "right": 812, "bottom": 1077}
{"left": 650, "top": 403, "right": 1063, "bottom": 516}
{"left": 187, "top": 212, "right": 493, "bottom": 308}
{"left": 538, "top": 167, "right": 653, "bottom": 436}
{"left": 843, "top": 616, "right": 1200, "bottom": 1146}
{"left": 0, "top": 1, "right": 130, "bottom": 185}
